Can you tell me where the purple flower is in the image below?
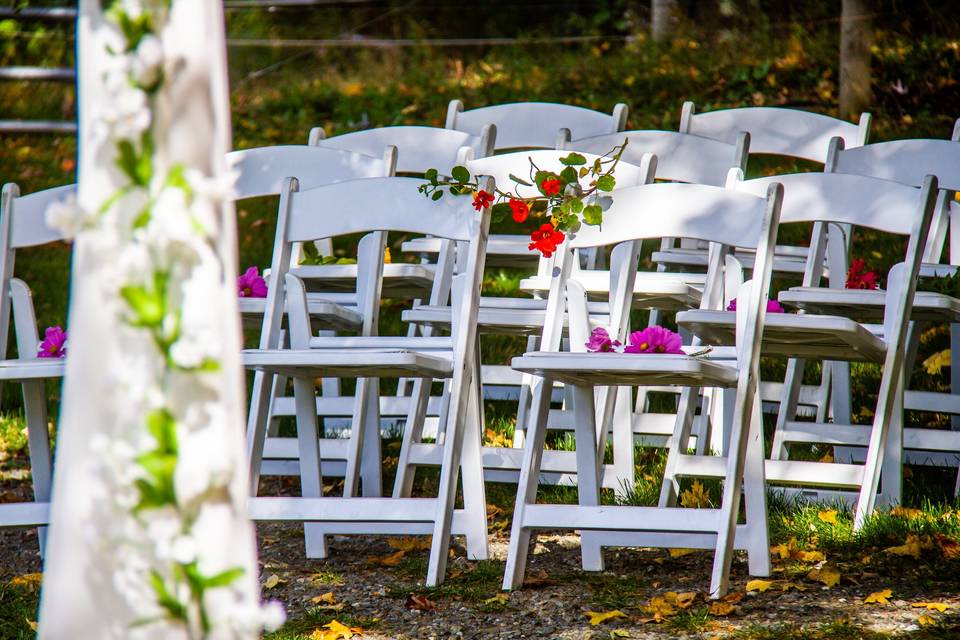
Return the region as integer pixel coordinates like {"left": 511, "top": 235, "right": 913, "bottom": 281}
{"left": 585, "top": 327, "right": 621, "bottom": 352}
{"left": 37, "top": 326, "right": 67, "bottom": 359}
{"left": 237, "top": 266, "right": 268, "bottom": 298}
{"left": 624, "top": 325, "right": 683, "bottom": 354}
{"left": 726, "top": 298, "right": 785, "bottom": 313}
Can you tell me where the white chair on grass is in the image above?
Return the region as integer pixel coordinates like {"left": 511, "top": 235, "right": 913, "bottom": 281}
{"left": 774, "top": 132, "right": 960, "bottom": 475}
{"left": 676, "top": 171, "right": 939, "bottom": 526}
{"left": 446, "top": 99, "right": 628, "bottom": 151}
{"left": 231, "top": 144, "right": 398, "bottom": 491}
{"left": 503, "top": 180, "right": 784, "bottom": 597}
{"left": 244, "top": 175, "right": 492, "bottom": 586}
{"left": 0, "top": 183, "right": 75, "bottom": 543}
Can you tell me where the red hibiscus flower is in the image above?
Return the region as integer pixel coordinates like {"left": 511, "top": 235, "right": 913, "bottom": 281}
{"left": 540, "top": 178, "right": 562, "bottom": 196}
{"left": 528, "top": 223, "right": 566, "bottom": 257}
{"left": 509, "top": 198, "right": 529, "bottom": 223}
{"left": 845, "top": 258, "right": 879, "bottom": 290}
{"left": 472, "top": 190, "right": 494, "bottom": 211}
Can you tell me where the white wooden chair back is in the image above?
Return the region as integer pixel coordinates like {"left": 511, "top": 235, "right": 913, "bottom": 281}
{"left": 559, "top": 129, "right": 748, "bottom": 187}
{"left": 228, "top": 145, "right": 396, "bottom": 200}
{"left": 0, "top": 183, "right": 76, "bottom": 363}
{"left": 827, "top": 135, "right": 960, "bottom": 263}
{"left": 446, "top": 100, "right": 628, "bottom": 150}
{"left": 679, "top": 101, "right": 870, "bottom": 163}
{"left": 309, "top": 125, "right": 495, "bottom": 174}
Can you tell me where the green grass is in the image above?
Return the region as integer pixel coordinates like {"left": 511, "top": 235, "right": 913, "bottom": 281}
{"left": 0, "top": 583, "right": 38, "bottom": 640}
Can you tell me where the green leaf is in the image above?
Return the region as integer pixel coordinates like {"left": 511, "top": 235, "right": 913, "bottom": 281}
{"left": 596, "top": 175, "right": 616, "bottom": 192}
{"left": 115, "top": 140, "right": 141, "bottom": 186}
{"left": 136, "top": 451, "right": 177, "bottom": 488}
{"left": 431, "top": 190, "right": 443, "bottom": 201}
{"left": 424, "top": 168, "right": 438, "bottom": 183}
{"left": 302, "top": 241, "right": 320, "bottom": 260}
{"left": 451, "top": 165, "right": 470, "bottom": 183}
{"left": 508, "top": 173, "right": 533, "bottom": 187}
{"left": 569, "top": 198, "right": 584, "bottom": 214}
{"left": 120, "top": 285, "right": 165, "bottom": 327}
{"left": 583, "top": 204, "right": 603, "bottom": 225}
{"left": 560, "top": 166, "right": 578, "bottom": 184}
{"left": 203, "top": 567, "right": 246, "bottom": 589}
{"left": 166, "top": 163, "right": 191, "bottom": 195}
{"left": 579, "top": 167, "right": 590, "bottom": 178}
{"left": 560, "top": 152, "right": 587, "bottom": 166}
{"left": 146, "top": 409, "right": 177, "bottom": 453}
{"left": 149, "top": 571, "right": 188, "bottom": 621}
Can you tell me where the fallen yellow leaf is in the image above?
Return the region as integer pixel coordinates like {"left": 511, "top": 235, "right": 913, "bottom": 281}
{"left": 368, "top": 549, "right": 406, "bottom": 566}
{"left": 864, "top": 589, "right": 893, "bottom": 604}
{"left": 9, "top": 573, "right": 42, "bottom": 589}
{"left": 918, "top": 614, "right": 937, "bottom": 626}
{"left": 890, "top": 506, "right": 925, "bottom": 520}
{"left": 263, "top": 574, "right": 282, "bottom": 590}
{"left": 383, "top": 247, "right": 392, "bottom": 264}
{"left": 483, "top": 593, "right": 509, "bottom": 606}
{"left": 708, "top": 601, "right": 735, "bottom": 616}
{"left": 912, "top": 602, "right": 950, "bottom": 612}
{"left": 798, "top": 551, "right": 826, "bottom": 563}
{"left": 668, "top": 548, "right": 697, "bottom": 558}
{"left": 923, "top": 349, "right": 951, "bottom": 375}
{"left": 26, "top": 620, "right": 37, "bottom": 631}
{"left": 807, "top": 565, "right": 841, "bottom": 588}
{"left": 680, "top": 480, "right": 712, "bottom": 508}
{"left": 817, "top": 509, "right": 838, "bottom": 524}
{"left": 885, "top": 534, "right": 923, "bottom": 559}
{"left": 664, "top": 591, "right": 697, "bottom": 609}
{"left": 746, "top": 579, "right": 773, "bottom": 593}
{"left": 312, "top": 592, "right": 337, "bottom": 605}
{"left": 387, "top": 537, "right": 431, "bottom": 552}
{"left": 586, "top": 609, "right": 627, "bottom": 625}
{"left": 311, "top": 620, "right": 364, "bottom": 640}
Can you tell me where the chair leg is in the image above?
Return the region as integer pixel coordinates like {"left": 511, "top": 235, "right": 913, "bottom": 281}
{"left": 512, "top": 336, "right": 540, "bottom": 448}
{"left": 392, "top": 376, "right": 431, "bottom": 498}
{"left": 855, "top": 364, "right": 906, "bottom": 529}
{"left": 342, "top": 377, "right": 380, "bottom": 498}
{"left": 769, "top": 358, "right": 806, "bottom": 461}
{"left": 877, "top": 370, "right": 905, "bottom": 508}
{"left": 266, "top": 374, "right": 287, "bottom": 438}
{"left": 22, "top": 380, "right": 51, "bottom": 551}
{"left": 292, "top": 376, "right": 327, "bottom": 559}
{"left": 829, "top": 361, "right": 852, "bottom": 425}
{"left": 742, "top": 393, "right": 771, "bottom": 577}
{"left": 658, "top": 386, "right": 700, "bottom": 508}
{"left": 610, "top": 386, "right": 635, "bottom": 498}
{"left": 502, "top": 376, "right": 554, "bottom": 590}
{"left": 571, "top": 384, "right": 603, "bottom": 572}
{"left": 246, "top": 370, "right": 275, "bottom": 495}
{"left": 359, "top": 378, "right": 383, "bottom": 497}
{"left": 459, "top": 376, "right": 489, "bottom": 561}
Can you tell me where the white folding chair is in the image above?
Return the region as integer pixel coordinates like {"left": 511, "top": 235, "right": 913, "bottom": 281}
{"left": 446, "top": 100, "right": 627, "bottom": 151}
{"left": 244, "top": 175, "right": 492, "bottom": 586}
{"left": 677, "top": 171, "right": 939, "bottom": 526}
{"left": 503, "top": 180, "right": 783, "bottom": 597}
{"left": 0, "top": 183, "right": 76, "bottom": 543}
{"left": 775, "top": 131, "right": 960, "bottom": 475}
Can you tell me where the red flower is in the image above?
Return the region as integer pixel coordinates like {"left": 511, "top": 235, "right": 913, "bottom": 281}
{"left": 472, "top": 190, "right": 494, "bottom": 211}
{"left": 509, "top": 198, "right": 530, "bottom": 223}
{"left": 845, "top": 258, "right": 879, "bottom": 290}
{"left": 528, "top": 223, "right": 565, "bottom": 257}
{"left": 540, "top": 178, "right": 562, "bottom": 196}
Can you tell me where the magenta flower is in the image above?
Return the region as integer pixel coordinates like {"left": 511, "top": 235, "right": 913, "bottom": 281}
{"left": 237, "top": 266, "right": 268, "bottom": 298}
{"left": 624, "top": 326, "right": 683, "bottom": 354}
{"left": 726, "top": 298, "right": 785, "bottom": 313}
{"left": 585, "top": 327, "right": 621, "bottom": 353}
{"left": 37, "top": 326, "right": 67, "bottom": 359}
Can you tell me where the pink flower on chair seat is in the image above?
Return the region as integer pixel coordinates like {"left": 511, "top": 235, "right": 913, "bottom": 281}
{"left": 624, "top": 326, "right": 683, "bottom": 354}
{"left": 726, "top": 298, "right": 785, "bottom": 313}
{"left": 845, "top": 258, "right": 879, "bottom": 290}
{"left": 585, "top": 327, "right": 621, "bottom": 352}
{"left": 37, "top": 326, "right": 67, "bottom": 358}
{"left": 237, "top": 266, "right": 268, "bottom": 298}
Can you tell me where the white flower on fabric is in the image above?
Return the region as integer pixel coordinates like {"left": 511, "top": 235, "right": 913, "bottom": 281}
{"left": 259, "top": 601, "right": 287, "bottom": 632}
{"left": 169, "top": 337, "right": 206, "bottom": 369}
{"left": 44, "top": 193, "right": 87, "bottom": 238}
{"left": 170, "top": 535, "right": 198, "bottom": 564}
{"left": 174, "top": 424, "right": 233, "bottom": 503}
{"left": 130, "top": 35, "right": 164, "bottom": 87}
{"left": 100, "top": 81, "right": 151, "bottom": 139}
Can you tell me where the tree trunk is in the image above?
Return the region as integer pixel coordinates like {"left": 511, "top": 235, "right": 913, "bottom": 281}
{"left": 651, "top": 0, "right": 679, "bottom": 43}
{"left": 839, "top": 0, "right": 874, "bottom": 119}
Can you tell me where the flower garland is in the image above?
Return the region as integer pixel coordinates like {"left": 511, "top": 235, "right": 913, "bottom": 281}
{"left": 46, "top": 1, "right": 281, "bottom": 636}
{"left": 418, "top": 141, "right": 628, "bottom": 256}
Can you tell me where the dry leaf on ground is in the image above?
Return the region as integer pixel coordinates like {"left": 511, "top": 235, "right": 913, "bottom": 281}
{"left": 387, "top": 536, "right": 431, "bottom": 553}
{"left": 864, "top": 589, "right": 893, "bottom": 604}
{"left": 585, "top": 609, "right": 627, "bottom": 625}
{"left": 522, "top": 569, "right": 557, "bottom": 588}
{"left": 918, "top": 614, "right": 937, "bottom": 626}
{"left": 8, "top": 573, "right": 42, "bottom": 589}
{"left": 746, "top": 579, "right": 773, "bottom": 593}
{"left": 668, "top": 548, "right": 698, "bottom": 558}
{"left": 885, "top": 534, "right": 924, "bottom": 559}
{"left": 912, "top": 602, "right": 950, "bottom": 612}
{"left": 311, "top": 620, "right": 364, "bottom": 640}
{"left": 263, "top": 574, "right": 283, "bottom": 590}
{"left": 405, "top": 594, "right": 437, "bottom": 611}
{"left": 680, "top": 481, "right": 712, "bottom": 508}
{"left": 708, "top": 601, "right": 736, "bottom": 616}
{"left": 817, "top": 509, "right": 838, "bottom": 524}
{"left": 664, "top": 591, "right": 697, "bottom": 609}
{"left": 368, "top": 549, "right": 406, "bottom": 566}
{"left": 807, "top": 565, "right": 841, "bottom": 588}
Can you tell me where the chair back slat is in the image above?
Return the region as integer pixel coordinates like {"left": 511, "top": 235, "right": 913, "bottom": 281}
{"left": 568, "top": 182, "right": 773, "bottom": 250}
{"left": 229, "top": 145, "right": 391, "bottom": 200}
{"left": 832, "top": 139, "right": 960, "bottom": 191}
{"left": 447, "top": 100, "right": 627, "bottom": 150}
{"left": 312, "top": 125, "right": 495, "bottom": 174}
{"left": 680, "top": 102, "right": 869, "bottom": 163}
{"left": 286, "top": 176, "right": 483, "bottom": 243}
{"left": 737, "top": 172, "right": 928, "bottom": 236}
{"left": 564, "top": 130, "right": 746, "bottom": 186}
{"left": 8, "top": 184, "right": 76, "bottom": 248}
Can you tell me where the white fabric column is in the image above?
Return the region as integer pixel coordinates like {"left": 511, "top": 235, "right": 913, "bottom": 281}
{"left": 39, "top": 1, "right": 280, "bottom": 638}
